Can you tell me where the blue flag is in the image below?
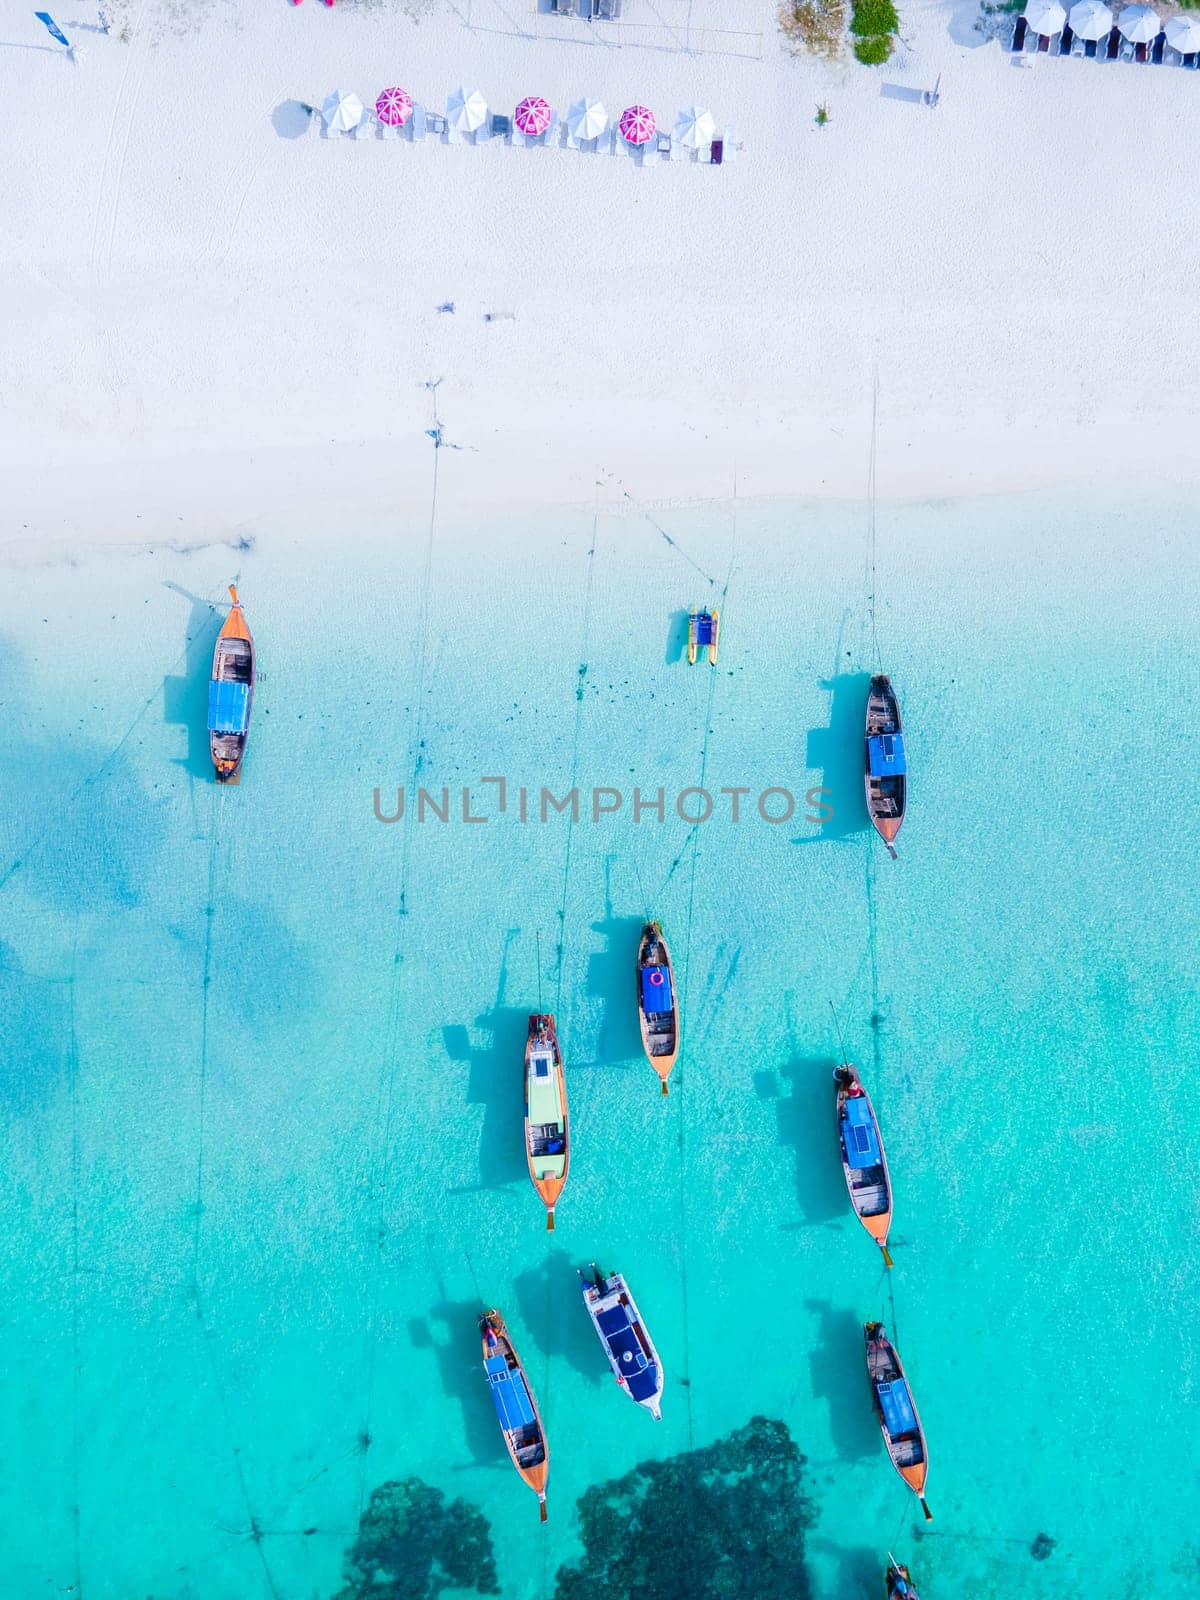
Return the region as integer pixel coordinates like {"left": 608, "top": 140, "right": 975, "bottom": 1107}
{"left": 35, "top": 11, "right": 71, "bottom": 47}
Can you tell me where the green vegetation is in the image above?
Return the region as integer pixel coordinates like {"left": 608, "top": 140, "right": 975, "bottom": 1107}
{"left": 850, "top": 0, "right": 898, "bottom": 61}
{"left": 815, "top": 103, "right": 831, "bottom": 126}
{"left": 779, "top": 0, "right": 848, "bottom": 59}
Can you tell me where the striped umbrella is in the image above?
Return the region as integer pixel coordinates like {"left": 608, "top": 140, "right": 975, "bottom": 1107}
{"left": 619, "top": 104, "right": 656, "bottom": 146}
{"left": 375, "top": 86, "right": 413, "bottom": 127}
{"left": 515, "top": 95, "right": 552, "bottom": 136}
{"left": 1117, "top": 3, "right": 1159, "bottom": 40}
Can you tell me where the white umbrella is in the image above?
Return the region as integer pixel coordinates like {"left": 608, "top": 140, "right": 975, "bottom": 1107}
{"left": 1117, "top": 3, "right": 1159, "bottom": 40}
{"left": 447, "top": 86, "right": 488, "bottom": 134}
{"left": 1023, "top": 0, "right": 1066, "bottom": 32}
{"left": 321, "top": 89, "right": 363, "bottom": 134}
{"left": 1165, "top": 12, "right": 1200, "bottom": 49}
{"left": 567, "top": 97, "right": 608, "bottom": 142}
{"left": 1068, "top": 0, "right": 1111, "bottom": 37}
{"left": 673, "top": 105, "right": 716, "bottom": 150}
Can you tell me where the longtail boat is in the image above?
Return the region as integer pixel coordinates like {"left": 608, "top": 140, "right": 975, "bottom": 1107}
{"left": 208, "top": 586, "right": 254, "bottom": 784}
{"left": 480, "top": 1310, "right": 549, "bottom": 1521}
{"left": 865, "top": 1321, "right": 931, "bottom": 1520}
{"left": 835, "top": 1061, "right": 893, "bottom": 1268}
{"left": 636, "top": 920, "right": 678, "bottom": 1095}
{"left": 886, "top": 1557, "right": 921, "bottom": 1600}
{"left": 524, "top": 1013, "right": 568, "bottom": 1230}
{"left": 687, "top": 607, "right": 720, "bottom": 665}
{"left": 865, "top": 674, "right": 906, "bottom": 858}
{"left": 580, "top": 1264, "right": 664, "bottom": 1420}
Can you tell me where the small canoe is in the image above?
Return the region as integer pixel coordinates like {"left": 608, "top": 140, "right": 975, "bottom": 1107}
{"left": 865, "top": 674, "right": 906, "bottom": 858}
{"left": 524, "top": 1013, "right": 568, "bottom": 1231}
{"left": 687, "top": 607, "right": 720, "bottom": 665}
{"left": 865, "top": 1321, "right": 931, "bottom": 1520}
{"left": 208, "top": 586, "right": 255, "bottom": 784}
{"left": 636, "top": 920, "right": 678, "bottom": 1095}
{"left": 835, "top": 1062, "right": 893, "bottom": 1267}
{"left": 886, "top": 1558, "right": 921, "bottom": 1600}
{"left": 580, "top": 1264, "right": 664, "bottom": 1420}
{"left": 480, "top": 1310, "right": 549, "bottom": 1521}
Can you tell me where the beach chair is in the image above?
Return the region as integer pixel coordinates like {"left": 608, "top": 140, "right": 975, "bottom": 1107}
{"left": 640, "top": 139, "right": 659, "bottom": 167}
{"left": 1084, "top": 34, "right": 1098, "bottom": 53}
{"left": 1071, "top": 30, "right": 1086, "bottom": 53}
{"left": 411, "top": 104, "right": 428, "bottom": 140}
{"left": 1133, "top": 39, "right": 1147, "bottom": 59}
{"left": 1151, "top": 29, "right": 1166, "bottom": 59}
{"left": 544, "top": 109, "right": 559, "bottom": 147}
{"left": 722, "top": 125, "right": 737, "bottom": 162}
{"left": 710, "top": 137, "right": 724, "bottom": 165}
{"left": 593, "top": 128, "right": 614, "bottom": 154}
{"left": 1059, "top": 24, "right": 1073, "bottom": 51}
{"left": 656, "top": 131, "right": 672, "bottom": 159}
{"left": 1011, "top": 14, "right": 1028, "bottom": 48}
{"left": 491, "top": 114, "right": 512, "bottom": 141}
{"left": 1037, "top": 30, "right": 1050, "bottom": 50}
{"left": 549, "top": 0, "right": 576, "bottom": 11}
{"left": 1106, "top": 25, "right": 1120, "bottom": 56}
{"left": 352, "top": 114, "right": 374, "bottom": 140}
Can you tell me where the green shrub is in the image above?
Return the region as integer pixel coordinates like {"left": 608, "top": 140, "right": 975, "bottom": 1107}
{"left": 853, "top": 31, "right": 894, "bottom": 59}
{"left": 850, "top": 0, "right": 899, "bottom": 34}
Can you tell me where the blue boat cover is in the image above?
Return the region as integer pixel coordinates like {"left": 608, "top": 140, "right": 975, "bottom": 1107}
{"left": 207, "top": 679, "right": 250, "bottom": 734}
{"left": 693, "top": 612, "right": 714, "bottom": 645}
{"left": 842, "top": 1095, "right": 881, "bottom": 1169}
{"left": 641, "top": 966, "right": 673, "bottom": 1014}
{"left": 877, "top": 1378, "right": 917, "bottom": 1438}
{"left": 485, "top": 1355, "right": 535, "bottom": 1432}
{"left": 868, "top": 732, "right": 906, "bottom": 778}
{"left": 596, "top": 1303, "right": 659, "bottom": 1401}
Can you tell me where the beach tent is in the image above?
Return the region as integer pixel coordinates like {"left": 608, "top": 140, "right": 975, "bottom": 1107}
{"left": 1117, "top": 3, "right": 1159, "bottom": 39}
{"left": 1165, "top": 13, "right": 1200, "bottom": 50}
{"left": 1023, "top": 0, "right": 1066, "bottom": 33}
{"left": 321, "top": 89, "right": 363, "bottom": 134}
{"left": 567, "top": 97, "right": 608, "bottom": 142}
{"left": 447, "top": 85, "right": 489, "bottom": 135}
{"left": 1067, "top": 0, "right": 1112, "bottom": 36}
{"left": 618, "top": 105, "right": 656, "bottom": 146}
{"left": 673, "top": 105, "right": 716, "bottom": 150}
{"left": 515, "top": 95, "right": 552, "bottom": 137}
{"left": 376, "top": 86, "right": 413, "bottom": 127}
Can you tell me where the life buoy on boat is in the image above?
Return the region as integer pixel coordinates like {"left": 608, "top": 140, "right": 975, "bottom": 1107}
{"left": 648, "top": 970, "right": 665, "bottom": 987}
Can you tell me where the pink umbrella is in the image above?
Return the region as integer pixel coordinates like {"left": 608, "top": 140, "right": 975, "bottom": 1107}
{"left": 514, "top": 95, "right": 552, "bottom": 137}
{"left": 375, "top": 86, "right": 413, "bottom": 127}
{"left": 619, "top": 104, "right": 656, "bottom": 146}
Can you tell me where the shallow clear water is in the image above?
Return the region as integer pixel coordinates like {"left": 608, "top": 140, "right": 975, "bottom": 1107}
{"left": 1, "top": 492, "right": 1197, "bottom": 1600}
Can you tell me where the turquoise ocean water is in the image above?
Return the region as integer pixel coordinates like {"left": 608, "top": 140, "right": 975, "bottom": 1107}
{"left": 1, "top": 493, "right": 1197, "bottom": 1600}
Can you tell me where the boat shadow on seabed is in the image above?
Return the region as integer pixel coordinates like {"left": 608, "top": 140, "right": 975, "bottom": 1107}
{"left": 796, "top": 672, "right": 874, "bottom": 844}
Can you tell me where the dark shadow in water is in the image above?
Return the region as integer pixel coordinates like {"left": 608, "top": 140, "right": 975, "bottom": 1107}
{"left": 162, "top": 584, "right": 224, "bottom": 782}
{"left": 811, "top": 1538, "right": 880, "bottom": 1598}
{"left": 796, "top": 671, "right": 872, "bottom": 843}
{"left": 804, "top": 1300, "right": 880, "bottom": 1464}
{"left": 553, "top": 1416, "right": 816, "bottom": 1600}
{"left": 426, "top": 1299, "right": 505, "bottom": 1469}
{"left": 664, "top": 608, "right": 690, "bottom": 665}
{"left": 585, "top": 913, "right": 645, "bottom": 1068}
{"left": 0, "top": 941, "right": 70, "bottom": 1115}
{"left": 332, "top": 1473, "right": 499, "bottom": 1599}
{"left": 779, "top": 1058, "right": 846, "bottom": 1224}
{"left": 445, "top": 1005, "right": 529, "bottom": 1191}
{"left": 512, "top": 1249, "right": 606, "bottom": 1384}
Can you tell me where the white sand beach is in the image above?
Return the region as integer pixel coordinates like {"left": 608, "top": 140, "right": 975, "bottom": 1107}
{"left": 3, "top": 0, "right": 1199, "bottom": 548}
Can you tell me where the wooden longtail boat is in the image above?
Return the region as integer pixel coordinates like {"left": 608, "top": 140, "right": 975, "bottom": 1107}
{"left": 865, "top": 674, "right": 906, "bottom": 858}
{"left": 886, "top": 1557, "right": 921, "bottom": 1600}
{"left": 480, "top": 1310, "right": 549, "bottom": 1521}
{"left": 524, "top": 1013, "right": 568, "bottom": 1231}
{"left": 208, "top": 586, "right": 254, "bottom": 784}
{"left": 865, "top": 1321, "right": 931, "bottom": 1520}
{"left": 636, "top": 921, "right": 678, "bottom": 1095}
{"left": 687, "top": 607, "right": 720, "bottom": 665}
{"left": 580, "top": 1264, "right": 664, "bottom": 1421}
{"left": 835, "top": 1062, "right": 894, "bottom": 1268}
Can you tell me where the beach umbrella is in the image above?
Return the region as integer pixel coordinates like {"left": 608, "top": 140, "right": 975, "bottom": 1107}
{"left": 447, "top": 85, "right": 488, "bottom": 134}
{"left": 375, "top": 86, "right": 413, "bottom": 127}
{"left": 1023, "top": 0, "right": 1066, "bottom": 30}
{"left": 514, "top": 95, "right": 552, "bottom": 137}
{"left": 567, "top": 97, "right": 608, "bottom": 141}
{"left": 1117, "top": 3, "right": 1159, "bottom": 39}
{"left": 321, "top": 88, "right": 363, "bottom": 133}
{"left": 1067, "top": 0, "right": 1111, "bottom": 35}
{"left": 673, "top": 105, "right": 716, "bottom": 150}
{"left": 1165, "top": 13, "right": 1200, "bottom": 50}
{"left": 618, "top": 104, "right": 656, "bottom": 146}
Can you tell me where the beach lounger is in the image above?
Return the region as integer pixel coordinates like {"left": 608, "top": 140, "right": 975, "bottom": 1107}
{"left": 723, "top": 125, "right": 737, "bottom": 162}
{"left": 1059, "top": 25, "right": 1073, "bottom": 51}
{"left": 549, "top": 0, "right": 577, "bottom": 12}
{"left": 657, "top": 131, "right": 672, "bottom": 158}
{"left": 1151, "top": 29, "right": 1166, "bottom": 59}
{"left": 1037, "top": 30, "right": 1050, "bottom": 50}
{"left": 710, "top": 137, "right": 724, "bottom": 165}
{"left": 1071, "top": 31, "right": 1085, "bottom": 53}
{"left": 1133, "top": 40, "right": 1147, "bottom": 59}
{"left": 1011, "top": 15, "right": 1028, "bottom": 48}
{"left": 1084, "top": 35, "right": 1098, "bottom": 53}
{"left": 411, "top": 104, "right": 427, "bottom": 140}
{"left": 1106, "top": 25, "right": 1120, "bottom": 56}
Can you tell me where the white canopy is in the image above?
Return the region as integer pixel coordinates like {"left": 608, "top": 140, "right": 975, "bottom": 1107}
{"left": 673, "top": 105, "right": 716, "bottom": 150}
{"left": 447, "top": 86, "right": 489, "bottom": 133}
{"left": 1067, "top": 0, "right": 1112, "bottom": 37}
{"left": 1023, "top": 0, "right": 1066, "bottom": 32}
{"left": 1165, "top": 12, "right": 1200, "bottom": 49}
{"left": 1117, "top": 3, "right": 1159, "bottom": 40}
{"left": 321, "top": 89, "right": 363, "bottom": 133}
{"left": 567, "top": 97, "right": 608, "bottom": 141}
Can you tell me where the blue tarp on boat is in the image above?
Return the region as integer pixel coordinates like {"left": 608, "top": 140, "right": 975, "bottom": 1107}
{"left": 842, "top": 1094, "right": 881, "bottom": 1169}
{"left": 868, "top": 732, "right": 906, "bottom": 777}
{"left": 693, "top": 612, "right": 715, "bottom": 645}
{"left": 207, "top": 679, "right": 250, "bottom": 734}
{"left": 641, "top": 967, "right": 673, "bottom": 1014}
{"left": 877, "top": 1377, "right": 917, "bottom": 1437}
{"left": 596, "top": 1302, "right": 659, "bottom": 1401}
{"left": 485, "top": 1354, "right": 535, "bottom": 1432}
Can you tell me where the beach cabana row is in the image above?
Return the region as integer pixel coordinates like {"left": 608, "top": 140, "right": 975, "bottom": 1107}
{"left": 1012, "top": 1, "right": 1200, "bottom": 62}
